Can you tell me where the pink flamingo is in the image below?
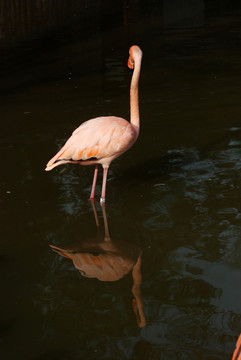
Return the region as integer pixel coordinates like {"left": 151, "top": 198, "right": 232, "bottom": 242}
{"left": 45, "top": 45, "right": 143, "bottom": 202}
{"left": 232, "top": 334, "right": 241, "bottom": 360}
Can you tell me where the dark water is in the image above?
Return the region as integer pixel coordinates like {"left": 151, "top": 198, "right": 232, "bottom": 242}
{"left": 1, "top": 1, "right": 241, "bottom": 359}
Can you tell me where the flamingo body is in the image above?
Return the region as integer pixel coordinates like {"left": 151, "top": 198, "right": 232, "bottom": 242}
{"left": 45, "top": 116, "right": 138, "bottom": 170}
{"left": 45, "top": 45, "right": 143, "bottom": 201}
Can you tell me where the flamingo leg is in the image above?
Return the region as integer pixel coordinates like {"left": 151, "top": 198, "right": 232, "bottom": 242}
{"left": 90, "top": 165, "right": 98, "bottom": 199}
{"left": 101, "top": 202, "right": 110, "bottom": 239}
{"left": 89, "top": 198, "right": 100, "bottom": 227}
{"left": 100, "top": 167, "right": 108, "bottom": 203}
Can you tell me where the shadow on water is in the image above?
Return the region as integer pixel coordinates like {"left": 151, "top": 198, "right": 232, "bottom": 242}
{"left": 2, "top": 1, "right": 241, "bottom": 360}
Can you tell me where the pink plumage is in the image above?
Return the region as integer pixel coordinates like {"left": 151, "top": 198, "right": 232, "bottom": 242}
{"left": 232, "top": 334, "right": 241, "bottom": 360}
{"left": 45, "top": 46, "right": 143, "bottom": 202}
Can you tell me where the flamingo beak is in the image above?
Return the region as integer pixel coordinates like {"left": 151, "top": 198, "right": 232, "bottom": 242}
{"left": 128, "top": 57, "right": 134, "bottom": 69}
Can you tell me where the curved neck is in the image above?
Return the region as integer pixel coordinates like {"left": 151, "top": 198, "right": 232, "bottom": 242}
{"left": 130, "top": 57, "right": 142, "bottom": 132}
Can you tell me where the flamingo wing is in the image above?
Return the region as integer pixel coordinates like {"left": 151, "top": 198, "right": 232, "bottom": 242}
{"left": 45, "top": 116, "right": 137, "bottom": 171}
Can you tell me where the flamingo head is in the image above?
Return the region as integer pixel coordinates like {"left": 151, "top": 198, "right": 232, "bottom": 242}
{"left": 127, "top": 45, "right": 142, "bottom": 69}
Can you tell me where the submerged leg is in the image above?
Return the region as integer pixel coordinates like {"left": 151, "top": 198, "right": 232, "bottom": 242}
{"left": 89, "top": 198, "right": 100, "bottom": 227}
{"left": 100, "top": 166, "right": 108, "bottom": 203}
{"left": 101, "top": 202, "right": 110, "bottom": 240}
{"left": 90, "top": 165, "right": 98, "bottom": 199}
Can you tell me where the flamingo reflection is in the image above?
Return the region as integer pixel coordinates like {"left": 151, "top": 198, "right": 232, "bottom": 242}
{"left": 50, "top": 201, "right": 146, "bottom": 328}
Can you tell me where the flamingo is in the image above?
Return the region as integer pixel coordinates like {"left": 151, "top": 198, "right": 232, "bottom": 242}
{"left": 232, "top": 334, "right": 241, "bottom": 360}
{"left": 45, "top": 45, "right": 143, "bottom": 202}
